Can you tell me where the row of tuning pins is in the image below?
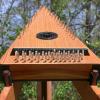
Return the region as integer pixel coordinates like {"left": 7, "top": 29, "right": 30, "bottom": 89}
{"left": 14, "top": 51, "right": 39, "bottom": 63}
{"left": 14, "top": 49, "right": 84, "bottom": 63}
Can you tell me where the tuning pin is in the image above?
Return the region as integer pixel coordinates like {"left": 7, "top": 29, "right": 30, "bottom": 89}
{"left": 35, "top": 51, "right": 38, "bottom": 55}
{"left": 28, "top": 51, "right": 32, "bottom": 60}
{"left": 36, "top": 52, "right": 40, "bottom": 63}
{"left": 77, "top": 50, "right": 81, "bottom": 62}
{"left": 53, "top": 49, "right": 56, "bottom": 53}
{"left": 46, "top": 52, "right": 50, "bottom": 61}
{"left": 57, "top": 50, "right": 61, "bottom": 63}
{"left": 52, "top": 49, "right": 57, "bottom": 63}
{"left": 33, "top": 51, "right": 37, "bottom": 61}
{"left": 44, "top": 52, "right": 48, "bottom": 62}
{"left": 28, "top": 51, "right": 34, "bottom": 63}
{"left": 48, "top": 51, "right": 52, "bottom": 62}
{"left": 50, "top": 51, "right": 54, "bottom": 61}
{"left": 55, "top": 51, "right": 59, "bottom": 63}
{"left": 21, "top": 51, "right": 27, "bottom": 63}
{"left": 48, "top": 51, "right": 53, "bottom": 63}
{"left": 62, "top": 50, "right": 66, "bottom": 62}
{"left": 82, "top": 50, "right": 84, "bottom": 55}
{"left": 14, "top": 51, "right": 19, "bottom": 63}
{"left": 79, "top": 53, "right": 83, "bottom": 60}
{"left": 41, "top": 51, "right": 46, "bottom": 63}
{"left": 65, "top": 52, "right": 68, "bottom": 62}
{"left": 34, "top": 51, "right": 38, "bottom": 63}
{"left": 72, "top": 53, "right": 77, "bottom": 63}
{"left": 58, "top": 52, "right": 63, "bottom": 63}
{"left": 41, "top": 51, "right": 45, "bottom": 61}
{"left": 54, "top": 53, "right": 58, "bottom": 63}
{"left": 67, "top": 51, "right": 71, "bottom": 62}
{"left": 71, "top": 50, "right": 75, "bottom": 61}
{"left": 53, "top": 50, "right": 57, "bottom": 63}
{"left": 42, "top": 52, "right": 47, "bottom": 63}
{"left": 81, "top": 50, "right": 84, "bottom": 60}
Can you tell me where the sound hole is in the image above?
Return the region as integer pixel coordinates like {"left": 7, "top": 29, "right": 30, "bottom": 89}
{"left": 36, "top": 32, "right": 58, "bottom": 40}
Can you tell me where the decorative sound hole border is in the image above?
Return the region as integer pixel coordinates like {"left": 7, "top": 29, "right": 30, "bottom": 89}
{"left": 36, "top": 32, "right": 58, "bottom": 40}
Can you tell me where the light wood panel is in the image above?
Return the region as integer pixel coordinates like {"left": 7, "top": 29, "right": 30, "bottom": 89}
{"left": 9, "top": 64, "right": 92, "bottom": 80}
{"left": 0, "top": 86, "right": 15, "bottom": 100}
{"left": 73, "top": 81, "right": 100, "bottom": 100}
{"left": 91, "top": 86, "right": 100, "bottom": 99}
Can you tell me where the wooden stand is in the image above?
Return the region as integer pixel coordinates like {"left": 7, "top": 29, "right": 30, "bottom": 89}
{"left": 0, "top": 70, "right": 15, "bottom": 100}
{"left": 47, "top": 81, "right": 52, "bottom": 100}
{"left": 0, "top": 86, "right": 15, "bottom": 100}
{"left": 37, "top": 81, "right": 52, "bottom": 100}
{"left": 73, "top": 81, "right": 100, "bottom": 100}
{"left": 13, "top": 82, "right": 22, "bottom": 100}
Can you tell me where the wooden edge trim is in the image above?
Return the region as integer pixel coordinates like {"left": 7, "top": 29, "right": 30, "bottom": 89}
{"left": 91, "top": 86, "right": 100, "bottom": 99}
{"left": 72, "top": 81, "right": 99, "bottom": 100}
{"left": 0, "top": 86, "right": 15, "bottom": 100}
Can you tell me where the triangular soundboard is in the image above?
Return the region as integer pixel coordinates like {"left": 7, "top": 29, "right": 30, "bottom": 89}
{"left": 0, "top": 6, "right": 99, "bottom": 65}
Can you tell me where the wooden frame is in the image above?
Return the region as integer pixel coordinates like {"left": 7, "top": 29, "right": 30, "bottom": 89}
{"left": 73, "top": 81, "right": 100, "bottom": 100}
{"left": 0, "top": 86, "right": 15, "bottom": 100}
{"left": 9, "top": 64, "right": 92, "bottom": 80}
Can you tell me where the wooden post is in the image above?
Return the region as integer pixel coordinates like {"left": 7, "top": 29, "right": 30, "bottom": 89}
{"left": 73, "top": 81, "right": 100, "bottom": 100}
{"left": 37, "top": 81, "right": 42, "bottom": 100}
{"left": 0, "top": 86, "right": 15, "bottom": 100}
{"left": 2, "top": 70, "right": 12, "bottom": 86}
{"left": 91, "top": 69, "right": 99, "bottom": 85}
{"left": 1, "top": 70, "right": 15, "bottom": 100}
{"left": 91, "top": 86, "right": 100, "bottom": 99}
{"left": 47, "top": 81, "right": 52, "bottom": 100}
{"left": 13, "top": 81, "right": 22, "bottom": 100}
{"left": 37, "top": 81, "right": 47, "bottom": 100}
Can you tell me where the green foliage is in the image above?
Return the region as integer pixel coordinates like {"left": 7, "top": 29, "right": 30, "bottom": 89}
{"left": 53, "top": 81, "right": 81, "bottom": 100}
{"left": 90, "top": 40, "right": 100, "bottom": 48}
{"left": 97, "top": 80, "right": 100, "bottom": 88}
{"left": 21, "top": 81, "right": 37, "bottom": 100}
{"left": 0, "top": 82, "right": 4, "bottom": 93}
{"left": 87, "top": 40, "right": 100, "bottom": 57}
{"left": 19, "top": 81, "right": 81, "bottom": 100}
{"left": 51, "top": 0, "right": 70, "bottom": 20}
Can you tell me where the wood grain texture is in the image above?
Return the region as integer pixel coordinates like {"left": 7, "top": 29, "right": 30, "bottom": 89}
{"left": 73, "top": 81, "right": 100, "bottom": 100}
{"left": 91, "top": 86, "right": 100, "bottom": 99}
{"left": 13, "top": 82, "right": 22, "bottom": 100}
{"left": 0, "top": 86, "right": 15, "bottom": 100}
{"left": 47, "top": 81, "right": 52, "bottom": 100}
{"left": 9, "top": 64, "right": 92, "bottom": 80}
{"left": 0, "top": 6, "right": 100, "bottom": 65}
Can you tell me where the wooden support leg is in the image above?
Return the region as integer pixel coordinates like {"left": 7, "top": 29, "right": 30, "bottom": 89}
{"left": 73, "top": 81, "right": 100, "bottom": 100}
{"left": 47, "top": 81, "right": 52, "bottom": 100}
{"left": 91, "top": 86, "right": 100, "bottom": 99}
{"left": 1, "top": 70, "right": 15, "bottom": 100}
{"left": 2, "top": 70, "right": 12, "bottom": 86}
{"left": 37, "top": 81, "right": 47, "bottom": 100}
{"left": 37, "top": 81, "right": 52, "bottom": 100}
{"left": 91, "top": 69, "right": 99, "bottom": 85}
{"left": 37, "top": 81, "right": 42, "bottom": 100}
{"left": 13, "top": 82, "right": 22, "bottom": 100}
{"left": 0, "top": 86, "right": 15, "bottom": 100}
